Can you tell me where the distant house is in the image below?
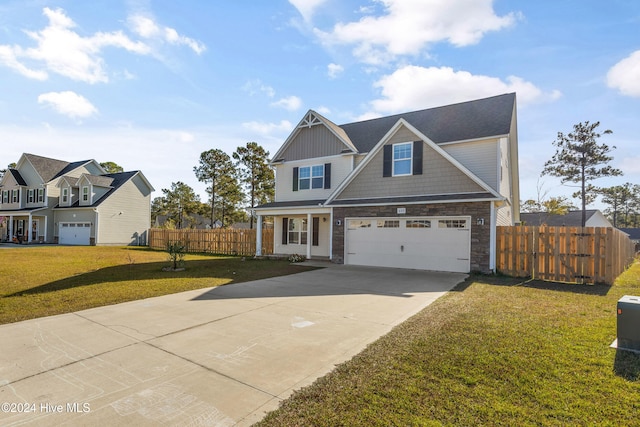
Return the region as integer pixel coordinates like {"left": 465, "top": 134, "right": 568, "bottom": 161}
{"left": 0, "top": 153, "right": 154, "bottom": 245}
{"left": 619, "top": 228, "right": 640, "bottom": 252}
{"left": 255, "top": 93, "right": 520, "bottom": 273}
{"left": 520, "top": 210, "right": 613, "bottom": 228}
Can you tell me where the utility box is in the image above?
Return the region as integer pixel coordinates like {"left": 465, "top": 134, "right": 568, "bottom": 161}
{"left": 617, "top": 295, "right": 640, "bottom": 351}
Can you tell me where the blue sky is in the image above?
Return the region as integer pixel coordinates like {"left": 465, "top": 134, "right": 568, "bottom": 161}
{"left": 1, "top": 0, "right": 638, "bottom": 210}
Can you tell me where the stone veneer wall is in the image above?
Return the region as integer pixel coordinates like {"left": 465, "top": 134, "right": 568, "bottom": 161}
{"left": 331, "top": 201, "right": 492, "bottom": 273}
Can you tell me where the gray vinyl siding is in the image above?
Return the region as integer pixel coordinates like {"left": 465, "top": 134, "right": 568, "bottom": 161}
{"left": 280, "top": 125, "right": 349, "bottom": 161}
{"left": 442, "top": 139, "right": 498, "bottom": 190}
{"left": 17, "top": 160, "right": 41, "bottom": 186}
{"left": 336, "top": 138, "right": 485, "bottom": 201}
{"left": 96, "top": 174, "right": 151, "bottom": 245}
{"left": 0, "top": 173, "right": 21, "bottom": 209}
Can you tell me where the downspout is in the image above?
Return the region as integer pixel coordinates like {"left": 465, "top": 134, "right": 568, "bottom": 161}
{"left": 93, "top": 208, "right": 99, "bottom": 245}
{"left": 489, "top": 201, "right": 497, "bottom": 272}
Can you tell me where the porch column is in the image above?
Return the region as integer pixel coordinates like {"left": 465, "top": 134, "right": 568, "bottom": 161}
{"left": 8, "top": 215, "right": 13, "bottom": 242}
{"left": 44, "top": 215, "right": 48, "bottom": 243}
{"left": 306, "top": 213, "right": 312, "bottom": 259}
{"left": 28, "top": 212, "right": 32, "bottom": 243}
{"left": 256, "top": 214, "right": 263, "bottom": 256}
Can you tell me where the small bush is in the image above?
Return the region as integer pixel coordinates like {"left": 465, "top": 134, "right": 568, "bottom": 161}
{"left": 166, "top": 241, "right": 186, "bottom": 270}
{"left": 288, "top": 254, "right": 306, "bottom": 263}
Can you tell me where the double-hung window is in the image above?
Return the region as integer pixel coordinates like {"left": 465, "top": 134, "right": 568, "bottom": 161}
{"left": 287, "top": 218, "right": 308, "bottom": 244}
{"left": 11, "top": 189, "right": 19, "bottom": 203}
{"left": 299, "top": 165, "right": 324, "bottom": 190}
{"left": 62, "top": 188, "right": 69, "bottom": 204}
{"left": 37, "top": 189, "right": 44, "bottom": 203}
{"left": 393, "top": 142, "right": 412, "bottom": 176}
{"left": 2, "top": 190, "right": 8, "bottom": 203}
{"left": 82, "top": 186, "right": 89, "bottom": 202}
{"left": 28, "top": 189, "right": 35, "bottom": 203}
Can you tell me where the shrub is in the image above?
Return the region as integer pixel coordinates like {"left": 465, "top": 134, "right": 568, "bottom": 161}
{"left": 166, "top": 241, "right": 186, "bottom": 270}
{"left": 288, "top": 254, "right": 306, "bottom": 263}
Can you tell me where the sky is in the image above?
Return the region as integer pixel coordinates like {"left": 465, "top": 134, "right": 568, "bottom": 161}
{"left": 1, "top": 0, "right": 638, "bottom": 211}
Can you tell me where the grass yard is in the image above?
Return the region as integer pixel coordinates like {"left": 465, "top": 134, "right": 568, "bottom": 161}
{"left": 0, "top": 246, "right": 311, "bottom": 325}
{"left": 258, "top": 260, "right": 640, "bottom": 426}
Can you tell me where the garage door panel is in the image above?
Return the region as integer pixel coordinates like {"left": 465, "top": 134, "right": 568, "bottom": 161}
{"left": 345, "top": 216, "right": 470, "bottom": 273}
{"left": 59, "top": 222, "right": 91, "bottom": 245}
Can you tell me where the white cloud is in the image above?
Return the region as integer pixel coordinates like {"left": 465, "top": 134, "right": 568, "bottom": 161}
{"left": 314, "top": 0, "right": 518, "bottom": 65}
{"left": 271, "top": 95, "right": 303, "bottom": 111}
{"left": 0, "top": 45, "right": 48, "bottom": 80}
{"left": 128, "top": 14, "right": 206, "bottom": 55}
{"left": 365, "top": 65, "right": 561, "bottom": 116}
{"left": 37, "top": 91, "right": 98, "bottom": 119}
{"left": 242, "top": 79, "right": 276, "bottom": 97}
{"left": 327, "top": 62, "right": 344, "bottom": 79}
{"left": 242, "top": 120, "right": 293, "bottom": 135}
{"left": 607, "top": 50, "right": 640, "bottom": 97}
{"left": 289, "top": 0, "right": 329, "bottom": 22}
{"left": 315, "top": 106, "right": 331, "bottom": 115}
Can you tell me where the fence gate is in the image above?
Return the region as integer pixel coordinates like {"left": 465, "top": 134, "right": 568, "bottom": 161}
{"left": 496, "top": 226, "right": 635, "bottom": 285}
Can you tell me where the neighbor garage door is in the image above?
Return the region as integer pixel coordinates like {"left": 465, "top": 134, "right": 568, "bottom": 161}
{"left": 345, "top": 216, "right": 470, "bottom": 273}
{"left": 59, "top": 222, "right": 91, "bottom": 245}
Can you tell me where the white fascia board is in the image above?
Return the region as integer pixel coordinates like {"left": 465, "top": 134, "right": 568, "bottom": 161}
{"left": 255, "top": 206, "right": 331, "bottom": 216}
{"left": 329, "top": 197, "right": 502, "bottom": 208}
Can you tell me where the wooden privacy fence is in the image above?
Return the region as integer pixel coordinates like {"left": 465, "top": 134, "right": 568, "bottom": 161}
{"left": 148, "top": 228, "right": 274, "bottom": 256}
{"left": 496, "top": 226, "right": 636, "bottom": 285}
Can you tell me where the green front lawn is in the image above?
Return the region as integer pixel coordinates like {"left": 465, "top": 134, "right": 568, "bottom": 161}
{"left": 258, "top": 260, "right": 640, "bottom": 426}
{"left": 0, "top": 246, "right": 310, "bottom": 325}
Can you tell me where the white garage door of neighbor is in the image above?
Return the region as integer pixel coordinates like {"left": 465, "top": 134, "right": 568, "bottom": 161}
{"left": 59, "top": 222, "right": 91, "bottom": 245}
{"left": 345, "top": 216, "right": 471, "bottom": 273}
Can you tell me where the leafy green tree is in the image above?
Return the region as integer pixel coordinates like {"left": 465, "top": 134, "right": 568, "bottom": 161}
{"left": 597, "top": 184, "right": 634, "bottom": 227}
{"left": 541, "top": 121, "right": 622, "bottom": 227}
{"left": 152, "top": 181, "right": 202, "bottom": 229}
{"left": 100, "top": 161, "right": 124, "bottom": 174}
{"left": 233, "top": 142, "right": 275, "bottom": 228}
{"left": 194, "top": 149, "right": 241, "bottom": 227}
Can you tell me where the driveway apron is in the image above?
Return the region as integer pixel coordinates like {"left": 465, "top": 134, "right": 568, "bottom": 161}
{"left": 0, "top": 265, "right": 465, "bottom": 426}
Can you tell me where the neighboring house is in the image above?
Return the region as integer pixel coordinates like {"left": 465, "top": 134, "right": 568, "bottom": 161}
{"left": 0, "top": 153, "right": 154, "bottom": 245}
{"left": 254, "top": 93, "right": 520, "bottom": 273}
{"left": 619, "top": 228, "right": 640, "bottom": 252}
{"left": 520, "top": 210, "right": 613, "bottom": 228}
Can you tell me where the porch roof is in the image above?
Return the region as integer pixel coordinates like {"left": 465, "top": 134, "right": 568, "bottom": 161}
{"left": 255, "top": 199, "right": 326, "bottom": 209}
{"left": 0, "top": 207, "right": 46, "bottom": 215}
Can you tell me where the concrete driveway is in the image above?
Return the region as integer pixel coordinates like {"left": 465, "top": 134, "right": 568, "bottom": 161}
{"left": 0, "top": 264, "right": 465, "bottom": 426}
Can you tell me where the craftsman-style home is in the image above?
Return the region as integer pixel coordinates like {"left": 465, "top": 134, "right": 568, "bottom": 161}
{"left": 0, "top": 153, "right": 154, "bottom": 245}
{"left": 255, "top": 93, "right": 520, "bottom": 273}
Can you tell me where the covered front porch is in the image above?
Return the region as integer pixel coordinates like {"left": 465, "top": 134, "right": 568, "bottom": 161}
{"left": 255, "top": 204, "right": 332, "bottom": 260}
{"left": 0, "top": 209, "right": 48, "bottom": 244}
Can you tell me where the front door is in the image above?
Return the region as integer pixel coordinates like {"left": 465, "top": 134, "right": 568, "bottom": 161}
{"left": 31, "top": 219, "right": 39, "bottom": 242}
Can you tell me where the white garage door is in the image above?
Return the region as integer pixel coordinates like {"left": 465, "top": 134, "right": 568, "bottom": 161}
{"left": 345, "top": 216, "right": 470, "bottom": 273}
{"left": 59, "top": 222, "right": 91, "bottom": 245}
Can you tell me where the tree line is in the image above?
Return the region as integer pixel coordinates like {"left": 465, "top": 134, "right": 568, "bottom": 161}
{"left": 151, "top": 142, "right": 274, "bottom": 229}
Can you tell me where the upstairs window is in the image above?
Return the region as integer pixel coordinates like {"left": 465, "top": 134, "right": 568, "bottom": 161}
{"left": 82, "top": 186, "right": 89, "bottom": 202}
{"left": 293, "top": 163, "right": 331, "bottom": 191}
{"left": 2, "top": 190, "right": 8, "bottom": 203}
{"left": 393, "top": 142, "right": 412, "bottom": 176}
{"left": 37, "top": 189, "right": 44, "bottom": 203}
{"left": 28, "top": 189, "right": 35, "bottom": 203}
{"left": 11, "top": 189, "right": 19, "bottom": 203}
{"left": 62, "top": 188, "right": 68, "bottom": 203}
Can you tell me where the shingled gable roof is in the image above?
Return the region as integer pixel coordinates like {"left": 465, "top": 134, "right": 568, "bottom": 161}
{"left": 82, "top": 174, "right": 114, "bottom": 187}
{"left": 8, "top": 169, "right": 27, "bottom": 186}
{"left": 55, "top": 171, "right": 144, "bottom": 208}
{"left": 22, "top": 153, "right": 95, "bottom": 183}
{"left": 339, "top": 93, "right": 516, "bottom": 153}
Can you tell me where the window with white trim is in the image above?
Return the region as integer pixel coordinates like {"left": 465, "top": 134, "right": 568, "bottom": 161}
{"left": 37, "top": 188, "right": 44, "bottom": 203}
{"left": 11, "top": 189, "right": 19, "bottom": 203}
{"left": 82, "top": 186, "right": 89, "bottom": 202}
{"left": 288, "top": 218, "right": 308, "bottom": 244}
{"left": 299, "top": 165, "right": 324, "bottom": 190}
{"left": 3, "top": 190, "right": 9, "bottom": 203}
{"left": 62, "top": 188, "right": 68, "bottom": 203}
{"left": 28, "top": 189, "right": 35, "bottom": 203}
{"left": 393, "top": 142, "right": 412, "bottom": 176}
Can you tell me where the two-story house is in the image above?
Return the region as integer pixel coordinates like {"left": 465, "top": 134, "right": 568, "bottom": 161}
{"left": 254, "top": 93, "right": 520, "bottom": 273}
{"left": 0, "top": 153, "right": 154, "bottom": 245}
